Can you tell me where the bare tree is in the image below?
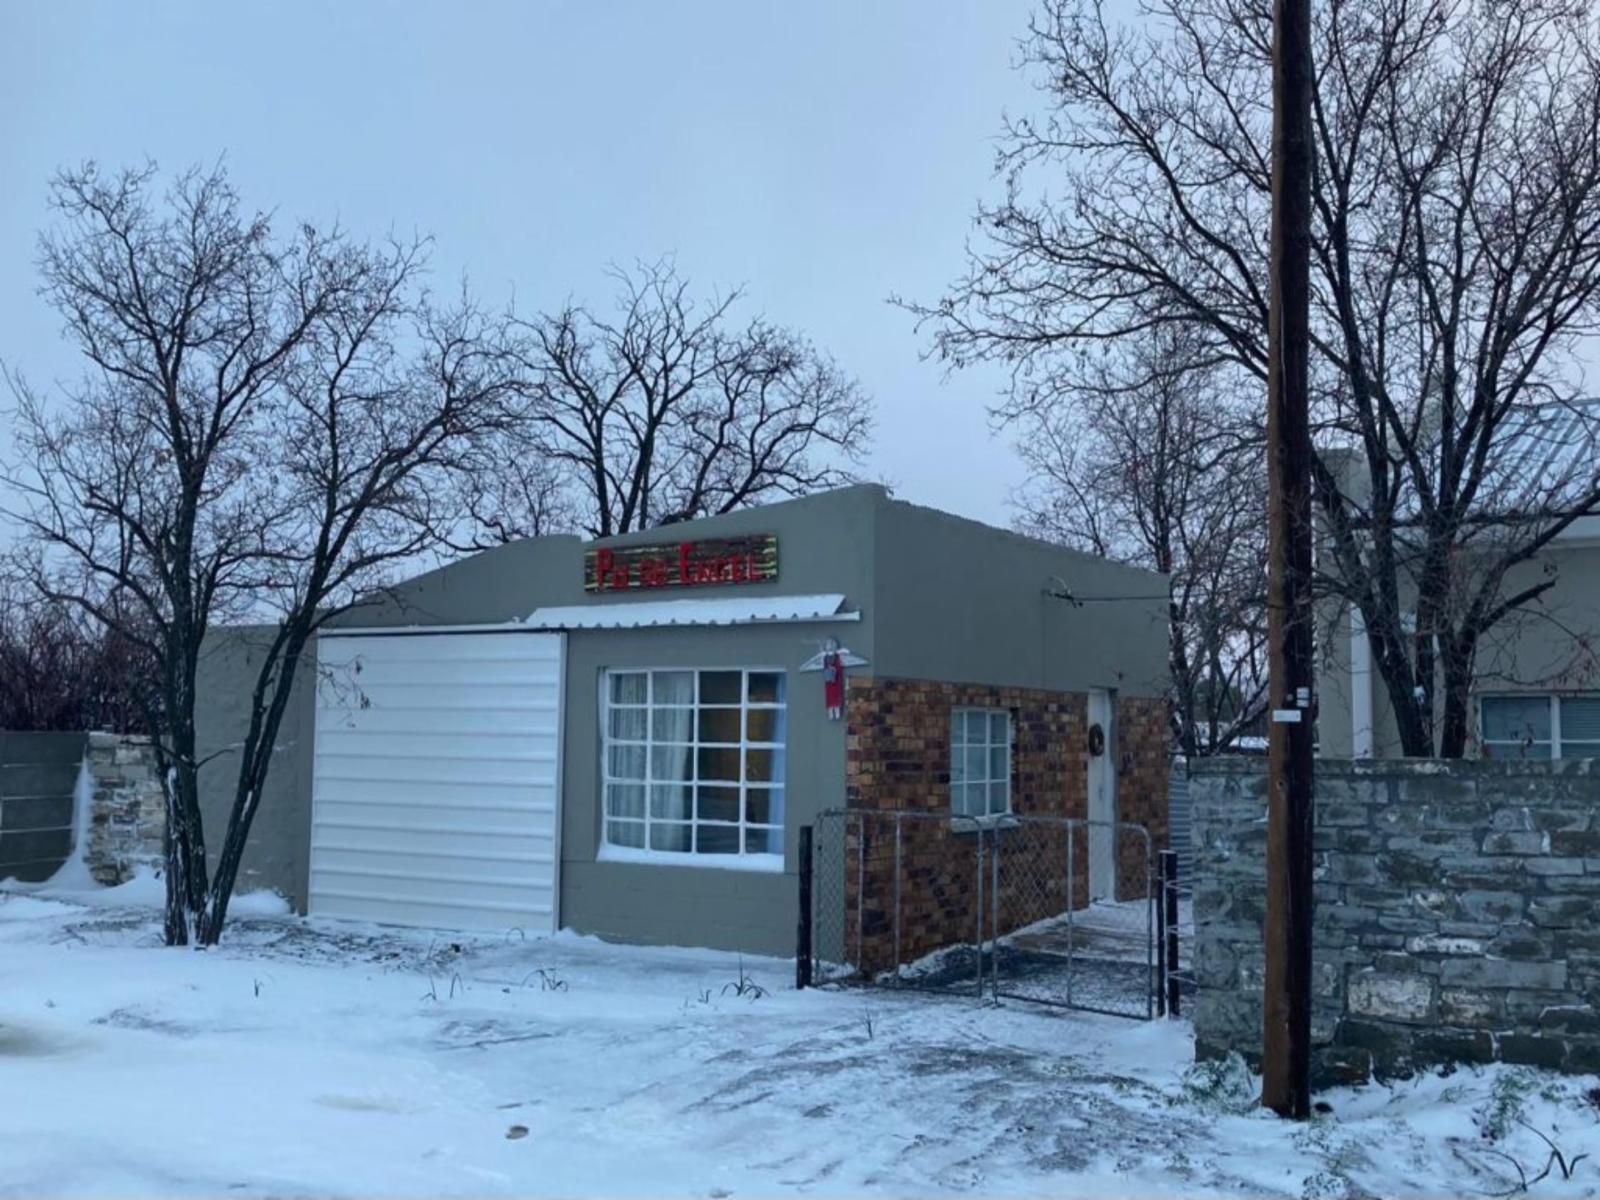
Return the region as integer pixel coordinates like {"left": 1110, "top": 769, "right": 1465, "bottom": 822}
{"left": 4, "top": 162, "right": 518, "bottom": 943}
{"left": 451, "top": 449, "right": 575, "bottom": 546}
{"left": 466, "top": 261, "right": 871, "bottom": 541}
{"left": 908, "top": 0, "right": 1600, "bottom": 756}
{"left": 1012, "top": 328, "right": 1268, "bottom": 755}
{"left": 0, "top": 580, "right": 150, "bottom": 733}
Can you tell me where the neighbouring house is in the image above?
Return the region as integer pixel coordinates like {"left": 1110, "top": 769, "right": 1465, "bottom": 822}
{"left": 1318, "top": 404, "right": 1600, "bottom": 761}
{"left": 194, "top": 485, "right": 1171, "bottom": 955}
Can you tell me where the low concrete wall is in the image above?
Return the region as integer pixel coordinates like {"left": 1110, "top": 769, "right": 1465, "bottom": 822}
{"left": 0, "top": 732, "right": 88, "bottom": 881}
{"left": 1193, "top": 757, "right": 1600, "bottom": 1084}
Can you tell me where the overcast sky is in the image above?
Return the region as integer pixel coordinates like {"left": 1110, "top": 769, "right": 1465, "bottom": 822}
{"left": 0, "top": 1, "right": 1039, "bottom": 528}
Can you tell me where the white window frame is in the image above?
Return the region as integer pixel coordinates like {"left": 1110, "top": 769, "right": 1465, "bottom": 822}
{"left": 1479, "top": 693, "right": 1600, "bottom": 760}
{"left": 599, "top": 668, "right": 786, "bottom": 870}
{"left": 951, "top": 706, "right": 1012, "bottom": 820}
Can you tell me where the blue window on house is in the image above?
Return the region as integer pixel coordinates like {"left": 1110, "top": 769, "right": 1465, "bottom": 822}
{"left": 1480, "top": 694, "right": 1600, "bottom": 760}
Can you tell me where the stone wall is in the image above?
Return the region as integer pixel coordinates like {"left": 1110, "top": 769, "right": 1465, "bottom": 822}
{"left": 1193, "top": 757, "right": 1600, "bottom": 1084}
{"left": 842, "top": 676, "right": 1169, "bottom": 971}
{"left": 83, "top": 733, "right": 164, "bottom": 885}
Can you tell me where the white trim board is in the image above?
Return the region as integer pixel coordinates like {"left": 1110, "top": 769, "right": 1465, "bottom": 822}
{"left": 525, "top": 593, "right": 860, "bottom": 631}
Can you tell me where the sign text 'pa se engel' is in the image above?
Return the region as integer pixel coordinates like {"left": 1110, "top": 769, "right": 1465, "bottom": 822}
{"left": 583, "top": 534, "right": 779, "bottom": 592}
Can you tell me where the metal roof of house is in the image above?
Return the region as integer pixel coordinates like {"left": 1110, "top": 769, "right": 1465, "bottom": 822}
{"left": 1335, "top": 401, "right": 1600, "bottom": 529}
{"left": 523, "top": 593, "right": 860, "bottom": 631}
{"left": 1475, "top": 401, "right": 1600, "bottom": 519}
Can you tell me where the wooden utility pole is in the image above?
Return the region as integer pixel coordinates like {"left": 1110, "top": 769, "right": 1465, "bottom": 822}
{"left": 1262, "top": 0, "right": 1317, "bottom": 1119}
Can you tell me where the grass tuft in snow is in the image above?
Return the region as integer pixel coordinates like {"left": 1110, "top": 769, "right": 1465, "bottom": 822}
{"left": 721, "top": 955, "right": 769, "bottom": 999}
{"left": 529, "top": 968, "right": 566, "bottom": 993}
{"left": 420, "top": 972, "right": 468, "bottom": 1003}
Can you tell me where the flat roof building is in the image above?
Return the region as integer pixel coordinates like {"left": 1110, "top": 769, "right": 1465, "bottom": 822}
{"left": 196, "top": 484, "right": 1171, "bottom": 956}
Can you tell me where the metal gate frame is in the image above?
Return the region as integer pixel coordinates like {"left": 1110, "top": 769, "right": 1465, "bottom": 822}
{"left": 802, "top": 808, "right": 1161, "bottom": 1019}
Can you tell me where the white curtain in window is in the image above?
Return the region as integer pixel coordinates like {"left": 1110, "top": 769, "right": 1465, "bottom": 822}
{"left": 654, "top": 705, "right": 693, "bottom": 823}
{"left": 765, "top": 703, "right": 787, "bottom": 832}
{"left": 604, "top": 667, "right": 787, "bottom": 858}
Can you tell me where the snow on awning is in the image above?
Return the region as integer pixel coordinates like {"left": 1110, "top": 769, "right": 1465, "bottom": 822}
{"left": 523, "top": 593, "right": 860, "bottom": 631}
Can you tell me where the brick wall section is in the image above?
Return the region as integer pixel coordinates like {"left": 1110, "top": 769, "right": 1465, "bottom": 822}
{"left": 83, "top": 733, "right": 164, "bottom": 885}
{"left": 842, "top": 676, "right": 1169, "bottom": 972}
{"left": 1193, "top": 757, "right": 1600, "bottom": 1084}
{"left": 1116, "top": 695, "right": 1171, "bottom": 897}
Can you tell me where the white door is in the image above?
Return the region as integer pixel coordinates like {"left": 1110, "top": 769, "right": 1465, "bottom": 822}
{"left": 310, "top": 630, "right": 564, "bottom": 934}
{"left": 1087, "top": 689, "right": 1117, "bottom": 901}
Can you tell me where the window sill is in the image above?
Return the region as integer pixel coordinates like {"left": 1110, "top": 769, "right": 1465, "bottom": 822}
{"left": 949, "top": 813, "right": 1017, "bottom": 833}
{"left": 597, "top": 844, "right": 786, "bottom": 873}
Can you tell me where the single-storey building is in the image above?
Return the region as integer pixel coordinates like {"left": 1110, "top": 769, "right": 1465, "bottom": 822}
{"left": 196, "top": 485, "right": 1171, "bottom": 956}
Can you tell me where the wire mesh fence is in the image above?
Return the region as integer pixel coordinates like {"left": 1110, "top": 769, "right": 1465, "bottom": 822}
{"left": 809, "top": 808, "right": 990, "bottom": 997}
{"left": 805, "top": 808, "right": 1164, "bottom": 1018}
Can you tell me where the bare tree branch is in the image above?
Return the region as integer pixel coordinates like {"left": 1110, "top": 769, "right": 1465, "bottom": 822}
{"left": 464, "top": 260, "right": 872, "bottom": 541}
{"left": 909, "top": 0, "right": 1600, "bottom": 756}
{"left": 1012, "top": 326, "right": 1268, "bottom": 755}
{"left": 2, "top": 161, "right": 521, "bottom": 943}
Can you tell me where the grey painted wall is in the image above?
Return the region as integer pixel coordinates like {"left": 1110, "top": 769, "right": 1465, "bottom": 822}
{"left": 1315, "top": 598, "right": 1355, "bottom": 757}
{"left": 192, "top": 487, "right": 882, "bottom": 926}
{"left": 194, "top": 627, "right": 317, "bottom": 904}
{"left": 0, "top": 732, "right": 87, "bottom": 882}
{"left": 333, "top": 484, "right": 882, "bottom": 636}
{"left": 1319, "top": 543, "right": 1600, "bottom": 759}
{"left": 194, "top": 484, "right": 1168, "bottom": 955}
{"left": 1476, "top": 546, "right": 1600, "bottom": 693}
{"left": 871, "top": 496, "right": 1169, "bottom": 697}
{"left": 560, "top": 624, "right": 848, "bottom": 954}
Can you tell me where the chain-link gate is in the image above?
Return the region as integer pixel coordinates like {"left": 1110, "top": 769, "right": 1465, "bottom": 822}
{"left": 803, "top": 809, "right": 1163, "bottom": 1018}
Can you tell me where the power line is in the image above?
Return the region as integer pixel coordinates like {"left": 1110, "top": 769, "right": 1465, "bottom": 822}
{"left": 1042, "top": 581, "right": 1171, "bottom": 606}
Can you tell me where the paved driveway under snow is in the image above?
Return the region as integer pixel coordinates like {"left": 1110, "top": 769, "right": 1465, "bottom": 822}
{"left": 2, "top": 887, "right": 1597, "bottom": 1198}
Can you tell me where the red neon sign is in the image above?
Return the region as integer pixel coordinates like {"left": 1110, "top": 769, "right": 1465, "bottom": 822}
{"left": 584, "top": 534, "right": 779, "bottom": 592}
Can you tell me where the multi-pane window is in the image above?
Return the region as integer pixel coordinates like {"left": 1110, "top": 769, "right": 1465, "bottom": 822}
{"left": 951, "top": 708, "right": 1011, "bottom": 818}
{"left": 602, "top": 669, "right": 786, "bottom": 864}
{"left": 1480, "top": 694, "right": 1600, "bottom": 760}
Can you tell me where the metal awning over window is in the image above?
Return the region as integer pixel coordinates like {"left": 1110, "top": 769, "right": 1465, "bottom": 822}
{"left": 523, "top": 593, "right": 859, "bottom": 631}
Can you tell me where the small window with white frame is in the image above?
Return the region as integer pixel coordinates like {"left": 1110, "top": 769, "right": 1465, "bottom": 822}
{"left": 1480, "top": 694, "right": 1600, "bottom": 760}
{"left": 951, "top": 707, "right": 1011, "bottom": 818}
{"left": 601, "top": 668, "right": 786, "bottom": 867}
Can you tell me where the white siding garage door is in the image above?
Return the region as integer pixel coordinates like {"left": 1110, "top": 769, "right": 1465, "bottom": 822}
{"left": 310, "top": 630, "right": 564, "bottom": 934}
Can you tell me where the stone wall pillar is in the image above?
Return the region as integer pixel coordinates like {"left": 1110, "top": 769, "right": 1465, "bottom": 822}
{"left": 83, "top": 732, "right": 165, "bottom": 885}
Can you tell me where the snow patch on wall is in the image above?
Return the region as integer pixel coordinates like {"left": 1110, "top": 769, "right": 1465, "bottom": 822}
{"left": 38, "top": 757, "right": 98, "bottom": 891}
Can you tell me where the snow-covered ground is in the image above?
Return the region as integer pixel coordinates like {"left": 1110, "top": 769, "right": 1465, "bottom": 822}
{"left": 3, "top": 881, "right": 1598, "bottom": 1198}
